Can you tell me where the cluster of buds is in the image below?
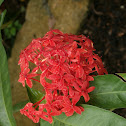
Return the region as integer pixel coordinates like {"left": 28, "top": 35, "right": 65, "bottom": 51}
{"left": 18, "top": 29, "right": 107, "bottom": 123}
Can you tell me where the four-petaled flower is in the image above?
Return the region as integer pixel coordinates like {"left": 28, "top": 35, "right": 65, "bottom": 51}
{"left": 18, "top": 68, "right": 38, "bottom": 88}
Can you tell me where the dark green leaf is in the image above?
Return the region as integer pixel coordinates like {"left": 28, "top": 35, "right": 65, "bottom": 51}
{"left": 88, "top": 74, "right": 126, "bottom": 109}
{"left": 40, "top": 104, "right": 126, "bottom": 126}
{"left": 26, "top": 85, "right": 45, "bottom": 104}
{"left": 40, "top": 119, "right": 53, "bottom": 126}
{"left": 0, "top": 0, "right": 4, "bottom": 6}
{"left": 13, "top": 100, "right": 29, "bottom": 113}
{"left": 10, "top": 27, "right": 16, "bottom": 36}
{"left": 40, "top": 117, "right": 64, "bottom": 126}
{"left": 14, "top": 20, "right": 22, "bottom": 30}
{"left": 0, "top": 10, "right": 6, "bottom": 29}
{"left": 0, "top": 10, "right": 16, "bottom": 126}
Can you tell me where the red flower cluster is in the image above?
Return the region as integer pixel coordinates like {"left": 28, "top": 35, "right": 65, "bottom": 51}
{"left": 18, "top": 29, "right": 107, "bottom": 123}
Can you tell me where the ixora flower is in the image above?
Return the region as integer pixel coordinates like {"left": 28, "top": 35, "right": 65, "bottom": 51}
{"left": 18, "top": 29, "right": 107, "bottom": 124}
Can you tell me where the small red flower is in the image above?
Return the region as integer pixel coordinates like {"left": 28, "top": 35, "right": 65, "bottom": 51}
{"left": 18, "top": 68, "right": 38, "bottom": 88}
{"left": 19, "top": 29, "right": 107, "bottom": 124}
{"left": 62, "top": 93, "right": 83, "bottom": 116}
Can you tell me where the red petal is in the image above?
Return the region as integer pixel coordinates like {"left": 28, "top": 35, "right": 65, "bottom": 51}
{"left": 82, "top": 81, "right": 89, "bottom": 90}
{"left": 61, "top": 64, "right": 70, "bottom": 73}
{"left": 18, "top": 75, "right": 25, "bottom": 83}
{"left": 52, "top": 29, "right": 63, "bottom": 34}
{"left": 62, "top": 86, "right": 68, "bottom": 96}
{"left": 45, "top": 92, "right": 53, "bottom": 104}
{"left": 82, "top": 92, "right": 90, "bottom": 102}
{"left": 102, "top": 68, "right": 108, "bottom": 74}
{"left": 62, "top": 106, "right": 71, "bottom": 112}
{"left": 70, "top": 59, "right": 78, "bottom": 62}
{"left": 74, "top": 106, "right": 81, "bottom": 114}
{"left": 69, "top": 86, "right": 75, "bottom": 97}
{"left": 72, "top": 93, "right": 80, "bottom": 105}
{"left": 87, "top": 76, "right": 94, "bottom": 81}
{"left": 48, "top": 59, "right": 58, "bottom": 66}
{"left": 76, "top": 79, "right": 83, "bottom": 86}
{"left": 32, "top": 67, "right": 39, "bottom": 73}
{"left": 72, "top": 41, "right": 77, "bottom": 48}
{"left": 64, "top": 74, "right": 74, "bottom": 83}
{"left": 22, "top": 82, "right": 25, "bottom": 87}
{"left": 48, "top": 74, "right": 60, "bottom": 80}
{"left": 78, "top": 106, "right": 84, "bottom": 112}
{"left": 65, "top": 109, "right": 74, "bottom": 116}
{"left": 40, "top": 69, "right": 48, "bottom": 79}
{"left": 49, "top": 66, "right": 60, "bottom": 74}
{"left": 63, "top": 96, "right": 71, "bottom": 105}
{"left": 87, "top": 86, "right": 95, "bottom": 93}
{"left": 24, "top": 68, "right": 30, "bottom": 74}
{"left": 75, "top": 67, "right": 84, "bottom": 78}
{"left": 93, "top": 54, "right": 102, "bottom": 63}
{"left": 39, "top": 104, "right": 45, "bottom": 111}
{"left": 50, "top": 40, "right": 56, "bottom": 46}
{"left": 26, "top": 78, "right": 33, "bottom": 88}
{"left": 95, "top": 65, "right": 99, "bottom": 74}
{"left": 69, "top": 63, "right": 78, "bottom": 70}
{"left": 88, "top": 57, "right": 94, "bottom": 65}
{"left": 73, "top": 82, "right": 81, "bottom": 92}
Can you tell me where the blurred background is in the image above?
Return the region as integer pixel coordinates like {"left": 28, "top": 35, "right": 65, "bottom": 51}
{"left": 0, "top": 0, "right": 126, "bottom": 126}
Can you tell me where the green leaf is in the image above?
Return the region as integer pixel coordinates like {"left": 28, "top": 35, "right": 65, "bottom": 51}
{"left": 40, "top": 119, "right": 52, "bottom": 126}
{"left": 0, "top": 0, "right": 4, "bottom": 6}
{"left": 0, "top": 10, "right": 16, "bottom": 126}
{"left": 0, "top": 10, "right": 6, "bottom": 29}
{"left": 13, "top": 100, "right": 29, "bottom": 113}
{"left": 10, "top": 27, "right": 16, "bottom": 36}
{"left": 26, "top": 85, "right": 45, "bottom": 104}
{"left": 14, "top": 20, "right": 22, "bottom": 30}
{"left": 40, "top": 104, "right": 126, "bottom": 126}
{"left": 88, "top": 74, "right": 126, "bottom": 109}
{"left": 40, "top": 117, "right": 64, "bottom": 126}
{"left": 115, "top": 73, "right": 126, "bottom": 81}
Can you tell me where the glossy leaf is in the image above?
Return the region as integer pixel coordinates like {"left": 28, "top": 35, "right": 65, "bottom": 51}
{"left": 26, "top": 85, "right": 45, "bottom": 104}
{"left": 0, "top": 10, "right": 16, "bottom": 126}
{"left": 40, "top": 104, "right": 126, "bottom": 126}
{"left": 89, "top": 74, "right": 126, "bottom": 109}
{"left": 115, "top": 73, "right": 126, "bottom": 81}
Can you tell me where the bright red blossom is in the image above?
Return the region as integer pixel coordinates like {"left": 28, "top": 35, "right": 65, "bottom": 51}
{"left": 18, "top": 29, "right": 107, "bottom": 123}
